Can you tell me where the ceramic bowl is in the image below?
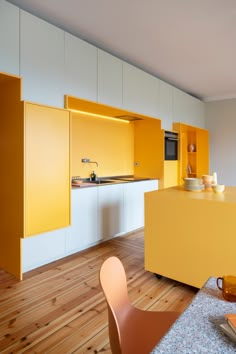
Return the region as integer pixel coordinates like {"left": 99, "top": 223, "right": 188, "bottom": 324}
{"left": 212, "top": 184, "right": 225, "bottom": 193}
{"left": 184, "top": 177, "right": 203, "bottom": 192}
{"left": 184, "top": 184, "right": 204, "bottom": 192}
{"left": 184, "top": 178, "right": 202, "bottom": 186}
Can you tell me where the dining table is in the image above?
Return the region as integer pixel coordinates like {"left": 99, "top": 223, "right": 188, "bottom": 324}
{"left": 151, "top": 277, "right": 236, "bottom": 353}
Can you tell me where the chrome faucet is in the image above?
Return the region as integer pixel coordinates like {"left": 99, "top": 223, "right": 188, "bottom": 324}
{"left": 90, "top": 161, "right": 98, "bottom": 167}
{"left": 81, "top": 158, "right": 98, "bottom": 167}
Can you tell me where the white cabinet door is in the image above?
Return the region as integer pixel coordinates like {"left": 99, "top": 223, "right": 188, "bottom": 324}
{"left": 20, "top": 10, "right": 65, "bottom": 107}
{"left": 150, "top": 179, "right": 159, "bottom": 190}
{"left": 188, "top": 95, "right": 205, "bottom": 128}
{"left": 123, "top": 62, "right": 159, "bottom": 117}
{"left": 173, "top": 87, "right": 190, "bottom": 124}
{"left": 0, "top": 0, "right": 19, "bottom": 75}
{"left": 173, "top": 87, "right": 205, "bottom": 128}
{"left": 67, "top": 188, "right": 98, "bottom": 252}
{"left": 65, "top": 33, "right": 97, "bottom": 102}
{"left": 98, "top": 49, "right": 123, "bottom": 108}
{"left": 158, "top": 80, "right": 173, "bottom": 131}
{"left": 22, "top": 227, "right": 69, "bottom": 273}
{"left": 123, "top": 180, "right": 157, "bottom": 233}
{"left": 97, "top": 184, "right": 124, "bottom": 241}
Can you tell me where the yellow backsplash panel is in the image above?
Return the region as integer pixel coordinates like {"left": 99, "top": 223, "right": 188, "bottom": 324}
{"left": 71, "top": 112, "right": 134, "bottom": 178}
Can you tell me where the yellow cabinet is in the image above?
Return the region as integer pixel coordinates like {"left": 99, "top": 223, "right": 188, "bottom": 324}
{"left": 24, "top": 102, "right": 70, "bottom": 236}
{"left": 163, "top": 161, "right": 179, "bottom": 188}
{"left": 173, "top": 123, "right": 209, "bottom": 184}
{"left": 0, "top": 72, "right": 70, "bottom": 279}
{"left": 134, "top": 118, "right": 163, "bottom": 179}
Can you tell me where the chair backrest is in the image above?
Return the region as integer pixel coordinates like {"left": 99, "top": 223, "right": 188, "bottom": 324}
{"left": 100, "top": 256, "right": 180, "bottom": 354}
{"left": 99, "top": 256, "right": 131, "bottom": 354}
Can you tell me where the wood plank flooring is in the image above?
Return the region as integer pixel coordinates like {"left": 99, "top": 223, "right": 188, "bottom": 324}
{"left": 0, "top": 229, "right": 198, "bottom": 353}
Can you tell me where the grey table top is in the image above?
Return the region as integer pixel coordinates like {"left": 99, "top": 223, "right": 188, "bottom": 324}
{"left": 152, "top": 277, "right": 236, "bottom": 353}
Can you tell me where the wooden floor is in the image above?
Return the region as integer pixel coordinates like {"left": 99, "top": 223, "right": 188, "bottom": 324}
{"left": 0, "top": 229, "right": 198, "bottom": 353}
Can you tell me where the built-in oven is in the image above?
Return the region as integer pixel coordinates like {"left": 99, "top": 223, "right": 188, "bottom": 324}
{"left": 164, "top": 131, "right": 178, "bottom": 160}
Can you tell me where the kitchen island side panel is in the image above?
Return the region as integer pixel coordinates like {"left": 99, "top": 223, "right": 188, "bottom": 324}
{"left": 144, "top": 187, "right": 236, "bottom": 288}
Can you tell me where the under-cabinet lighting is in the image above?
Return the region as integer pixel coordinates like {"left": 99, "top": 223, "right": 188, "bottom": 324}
{"left": 69, "top": 109, "right": 130, "bottom": 123}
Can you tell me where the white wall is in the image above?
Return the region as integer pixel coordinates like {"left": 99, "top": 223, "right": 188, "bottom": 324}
{"left": 205, "top": 99, "right": 236, "bottom": 186}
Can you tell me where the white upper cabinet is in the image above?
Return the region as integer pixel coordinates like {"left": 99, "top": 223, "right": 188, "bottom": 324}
{"left": 65, "top": 33, "right": 97, "bottom": 102}
{"left": 20, "top": 10, "right": 65, "bottom": 107}
{"left": 188, "top": 94, "right": 205, "bottom": 128}
{"left": 97, "top": 49, "right": 123, "bottom": 108}
{"left": 0, "top": 0, "right": 19, "bottom": 75}
{"left": 123, "top": 62, "right": 159, "bottom": 117}
{"left": 173, "top": 87, "right": 205, "bottom": 128}
{"left": 158, "top": 80, "right": 173, "bottom": 131}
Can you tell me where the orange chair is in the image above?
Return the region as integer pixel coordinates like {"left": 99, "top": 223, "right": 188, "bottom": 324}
{"left": 99, "top": 256, "right": 180, "bottom": 354}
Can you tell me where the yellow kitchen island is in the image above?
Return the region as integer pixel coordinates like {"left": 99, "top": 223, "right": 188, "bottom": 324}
{"left": 144, "top": 186, "right": 236, "bottom": 288}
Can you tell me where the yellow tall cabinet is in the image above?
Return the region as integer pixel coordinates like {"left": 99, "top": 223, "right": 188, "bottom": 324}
{"left": 173, "top": 123, "right": 209, "bottom": 184}
{"left": 0, "top": 72, "right": 70, "bottom": 279}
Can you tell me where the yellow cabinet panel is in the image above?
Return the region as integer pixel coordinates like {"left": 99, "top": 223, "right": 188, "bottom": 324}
{"left": 196, "top": 129, "right": 209, "bottom": 177}
{"left": 24, "top": 103, "right": 70, "bottom": 236}
{"left": 134, "top": 118, "right": 163, "bottom": 178}
{"left": 163, "top": 161, "right": 178, "bottom": 188}
{"left": 0, "top": 72, "right": 23, "bottom": 279}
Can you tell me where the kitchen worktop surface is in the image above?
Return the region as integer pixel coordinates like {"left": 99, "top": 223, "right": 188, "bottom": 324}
{"left": 71, "top": 176, "right": 157, "bottom": 188}
{"left": 149, "top": 185, "right": 236, "bottom": 203}
{"left": 152, "top": 277, "right": 236, "bottom": 353}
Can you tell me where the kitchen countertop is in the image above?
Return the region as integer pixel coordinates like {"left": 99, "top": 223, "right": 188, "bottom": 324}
{"left": 155, "top": 185, "right": 236, "bottom": 203}
{"left": 71, "top": 176, "right": 156, "bottom": 188}
{"left": 152, "top": 277, "right": 236, "bottom": 353}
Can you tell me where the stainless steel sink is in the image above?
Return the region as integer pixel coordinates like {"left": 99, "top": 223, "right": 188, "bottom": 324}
{"left": 112, "top": 176, "right": 151, "bottom": 182}
{"left": 89, "top": 179, "right": 116, "bottom": 184}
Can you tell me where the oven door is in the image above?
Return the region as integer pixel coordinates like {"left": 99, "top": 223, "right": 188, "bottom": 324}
{"left": 165, "top": 137, "right": 178, "bottom": 160}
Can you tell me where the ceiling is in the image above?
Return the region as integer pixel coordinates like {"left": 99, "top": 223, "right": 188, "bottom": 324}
{"left": 7, "top": 0, "right": 236, "bottom": 102}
